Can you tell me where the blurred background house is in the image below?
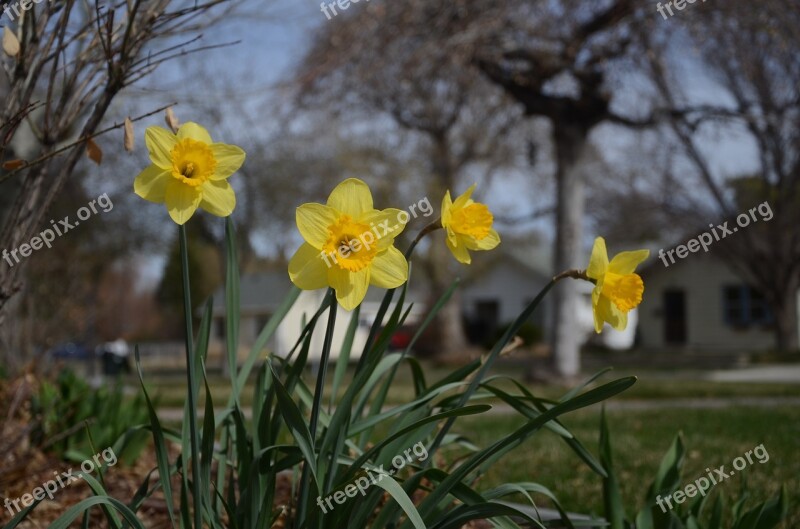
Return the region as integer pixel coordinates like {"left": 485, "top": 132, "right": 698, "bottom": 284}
{"left": 639, "top": 252, "right": 799, "bottom": 352}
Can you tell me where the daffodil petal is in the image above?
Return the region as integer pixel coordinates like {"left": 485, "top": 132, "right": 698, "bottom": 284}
{"left": 327, "top": 178, "right": 373, "bottom": 217}
{"left": 446, "top": 226, "right": 458, "bottom": 247}
{"left": 594, "top": 294, "right": 627, "bottom": 332}
{"left": 441, "top": 190, "right": 454, "bottom": 227}
{"left": 609, "top": 249, "right": 650, "bottom": 275}
{"left": 465, "top": 229, "right": 500, "bottom": 251}
{"left": 370, "top": 247, "right": 409, "bottom": 288}
{"left": 329, "top": 267, "right": 369, "bottom": 311}
{"left": 145, "top": 127, "right": 178, "bottom": 169}
{"left": 587, "top": 237, "right": 609, "bottom": 280}
{"left": 297, "top": 203, "right": 338, "bottom": 248}
{"left": 452, "top": 183, "right": 477, "bottom": 210}
{"left": 359, "top": 208, "right": 406, "bottom": 248}
{"left": 446, "top": 235, "right": 472, "bottom": 264}
{"left": 134, "top": 165, "right": 171, "bottom": 203}
{"left": 608, "top": 301, "right": 628, "bottom": 331}
{"left": 200, "top": 180, "right": 236, "bottom": 217}
{"left": 210, "top": 143, "right": 246, "bottom": 180}
{"left": 592, "top": 289, "right": 604, "bottom": 333}
{"left": 288, "top": 242, "right": 329, "bottom": 290}
{"left": 165, "top": 180, "right": 202, "bottom": 225}
{"left": 177, "top": 122, "right": 213, "bottom": 144}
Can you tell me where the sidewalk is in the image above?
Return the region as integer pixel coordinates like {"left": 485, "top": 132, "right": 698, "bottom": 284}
{"left": 155, "top": 395, "right": 800, "bottom": 421}
{"left": 706, "top": 364, "right": 800, "bottom": 383}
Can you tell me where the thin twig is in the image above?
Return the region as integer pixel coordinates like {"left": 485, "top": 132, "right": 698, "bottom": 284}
{"left": 0, "top": 102, "right": 177, "bottom": 184}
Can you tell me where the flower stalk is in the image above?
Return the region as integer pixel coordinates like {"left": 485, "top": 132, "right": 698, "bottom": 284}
{"left": 179, "top": 225, "right": 203, "bottom": 529}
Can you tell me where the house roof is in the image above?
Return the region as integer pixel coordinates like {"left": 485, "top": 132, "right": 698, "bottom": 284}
{"left": 207, "top": 240, "right": 554, "bottom": 315}
{"left": 211, "top": 271, "right": 294, "bottom": 315}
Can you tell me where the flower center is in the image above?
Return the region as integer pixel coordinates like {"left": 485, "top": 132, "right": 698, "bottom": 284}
{"left": 322, "top": 215, "right": 378, "bottom": 272}
{"left": 451, "top": 203, "right": 493, "bottom": 240}
{"left": 171, "top": 139, "right": 217, "bottom": 186}
{"left": 602, "top": 272, "right": 645, "bottom": 312}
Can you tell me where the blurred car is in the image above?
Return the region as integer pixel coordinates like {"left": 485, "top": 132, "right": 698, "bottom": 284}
{"left": 389, "top": 326, "right": 414, "bottom": 351}
{"left": 47, "top": 342, "right": 91, "bottom": 359}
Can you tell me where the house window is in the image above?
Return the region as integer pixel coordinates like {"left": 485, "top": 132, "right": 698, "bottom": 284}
{"left": 722, "top": 285, "right": 773, "bottom": 327}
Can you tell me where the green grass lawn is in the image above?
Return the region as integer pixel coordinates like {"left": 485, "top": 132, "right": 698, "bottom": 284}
{"left": 139, "top": 363, "right": 798, "bottom": 527}
{"left": 454, "top": 406, "right": 799, "bottom": 528}
{"left": 143, "top": 363, "right": 800, "bottom": 409}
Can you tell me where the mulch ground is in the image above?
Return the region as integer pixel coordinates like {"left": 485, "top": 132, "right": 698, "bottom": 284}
{"left": 1, "top": 371, "right": 172, "bottom": 528}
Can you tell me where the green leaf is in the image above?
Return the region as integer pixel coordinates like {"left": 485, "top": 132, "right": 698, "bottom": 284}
{"left": 732, "top": 486, "right": 788, "bottom": 529}
{"left": 178, "top": 224, "right": 203, "bottom": 529}
{"left": 428, "top": 502, "right": 542, "bottom": 529}
{"left": 1, "top": 499, "right": 41, "bottom": 529}
{"left": 270, "top": 365, "right": 319, "bottom": 488}
{"left": 134, "top": 347, "right": 176, "bottom": 527}
{"left": 47, "top": 497, "right": 145, "bottom": 529}
{"left": 200, "top": 360, "right": 216, "bottom": 512}
{"left": 78, "top": 472, "right": 123, "bottom": 529}
{"left": 343, "top": 405, "right": 491, "bottom": 485}
{"left": 298, "top": 288, "right": 337, "bottom": 525}
{"left": 646, "top": 434, "right": 685, "bottom": 500}
{"left": 371, "top": 472, "right": 426, "bottom": 529}
{"left": 408, "top": 377, "right": 637, "bottom": 528}
{"left": 600, "top": 407, "right": 626, "bottom": 529}
{"left": 708, "top": 494, "right": 723, "bottom": 529}
{"left": 330, "top": 305, "right": 360, "bottom": 411}
{"left": 225, "top": 217, "right": 241, "bottom": 392}
{"left": 484, "top": 482, "right": 578, "bottom": 529}
{"left": 560, "top": 367, "right": 615, "bottom": 402}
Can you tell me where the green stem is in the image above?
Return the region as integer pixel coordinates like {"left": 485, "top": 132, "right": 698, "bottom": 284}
{"left": 179, "top": 225, "right": 203, "bottom": 529}
{"left": 310, "top": 288, "right": 337, "bottom": 438}
{"left": 355, "top": 219, "right": 443, "bottom": 374}
{"left": 297, "top": 288, "right": 337, "bottom": 527}
{"left": 405, "top": 218, "right": 442, "bottom": 258}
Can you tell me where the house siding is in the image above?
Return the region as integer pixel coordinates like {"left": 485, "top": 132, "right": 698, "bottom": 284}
{"left": 639, "top": 253, "right": 776, "bottom": 351}
{"left": 462, "top": 260, "right": 550, "bottom": 330}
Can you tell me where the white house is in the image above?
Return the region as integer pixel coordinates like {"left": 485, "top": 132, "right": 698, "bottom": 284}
{"left": 637, "top": 251, "right": 800, "bottom": 351}
{"left": 209, "top": 272, "right": 428, "bottom": 362}
{"left": 208, "top": 249, "right": 556, "bottom": 361}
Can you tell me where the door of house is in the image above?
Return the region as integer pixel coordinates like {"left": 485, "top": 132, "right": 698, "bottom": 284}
{"left": 663, "top": 289, "right": 687, "bottom": 345}
{"left": 468, "top": 300, "right": 500, "bottom": 344}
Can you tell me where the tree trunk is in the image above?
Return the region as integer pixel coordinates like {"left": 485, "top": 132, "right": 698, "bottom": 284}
{"left": 427, "top": 132, "right": 469, "bottom": 358}
{"left": 429, "top": 236, "right": 469, "bottom": 357}
{"left": 548, "top": 125, "right": 588, "bottom": 380}
{"left": 773, "top": 277, "right": 799, "bottom": 352}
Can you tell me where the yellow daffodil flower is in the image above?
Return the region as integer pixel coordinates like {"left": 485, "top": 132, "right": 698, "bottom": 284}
{"left": 586, "top": 237, "right": 649, "bottom": 333}
{"left": 134, "top": 123, "right": 246, "bottom": 225}
{"left": 288, "top": 178, "right": 409, "bottom": 311}
{"left": 441, "top": 184, "right": 500, "bottom": 264}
